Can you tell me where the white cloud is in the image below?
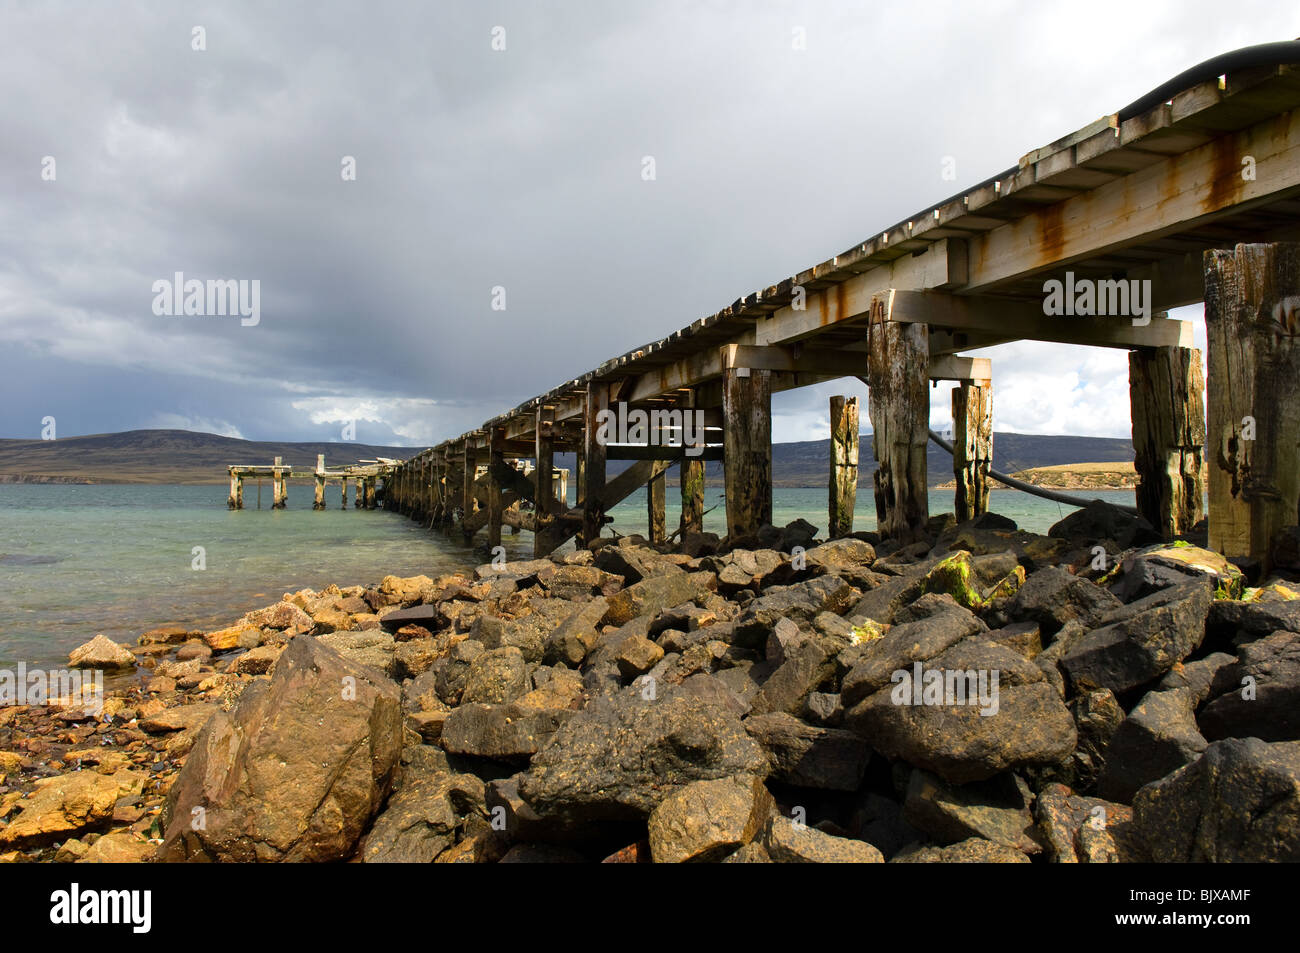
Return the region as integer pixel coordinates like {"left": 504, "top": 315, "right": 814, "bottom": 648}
{"left": 146, "top": 413, "right": 244, "bottom": 439}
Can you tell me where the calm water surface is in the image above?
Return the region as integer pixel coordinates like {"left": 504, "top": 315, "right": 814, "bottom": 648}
{"left": 0, "top": 482, "right": 1134, "bottom": 668}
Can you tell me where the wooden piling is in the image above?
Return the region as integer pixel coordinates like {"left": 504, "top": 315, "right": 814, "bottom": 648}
{"left": 679, "top": 390, "right": 704, "bottom": 537}
{"left": 235, "top": 474, "right": 243, "bottom": 510}
{"left": 228, "top": 469, "right": 239, "bottom": 510}
{"left": 1204, "top": 243, "right": 1300, "bottom": 569}
{"left": 722, "top": 366, "right": 772, "bottom": 538}
{"left": 952, "top": 380, "right": 993, "bottom": 523}
{"left": 272, "top": 456, "right": 287, "bottom": 509}
{"left": 1129, "top": 346, "right": 1205, "bottom": 540}
{"left": 534, "top": 406, "right": 555, "bottom": 557}
{"left": 488, "top": 428, "right": 505, "bottom": 550}
{"left": 647, "top": 469, "right": 666, "bottom": 543}
{"left": 866, "top": 309, "right": 929, "bottom": 542}
{"left": 680, "top": 458, "right": 704, "bottom": 536}
{"left": 364, "top": 477, "right": 376, "bottom": 510}
{"left": 313, "top": 454, "right": 326, "bottom": 510}
{"left": 581, "top": 383, "right": 608, "bottom": 546}
{"left": 828, "top": 395, "right": 859, "bottom": 538}
{"left": 462, "top": 442, "right": 477, "bottom": 541}
{"left": 341, "top": 477, "right": 349, "bottom": 509}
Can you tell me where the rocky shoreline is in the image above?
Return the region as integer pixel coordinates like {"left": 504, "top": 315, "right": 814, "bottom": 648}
{"left": 2, "top": 501, "right": 1299, "bottom": 863}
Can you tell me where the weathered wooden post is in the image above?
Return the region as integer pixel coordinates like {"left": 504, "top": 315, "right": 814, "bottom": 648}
{"left": 575, "top": 440, "right": 586, "bottom": 508}
{"left": 488, "top": 428, "right": 505, "bottom": 551}
{"left": 428, "top": 452, "right": 441, "bottom": 525}
{"left": 340, "top": 476, "right": 348, "bottom": 509}
{"left": 1129, "top": 346, "right": 1205, "bottom": 540}
{"left": 313, "top": 454, "right": 326, "bottom": 510}
{"left": 680, "top": 458, "right": 704, "bottom": 536}
{"left": 365, "top": 477, "right": 376, "bottom": 510}
{"left": 829, "top": 396, "right": 859, "bottom": 538}
{"left": 952, "top": 378, "right": 993, "bottom": 523}
{"left": 424, "top": 454, "right": 434, "bottom": 524}
{"left": 647, "top": 470, "right": 666, "bottom": 544}
{"left": 581, "top": 382, "right": 609, "bottom": 547}
{"left": 234, "top": 473, "right": 244, "bottom": 510}
{"left": 722, "top": 364, "right": 772, "bottom": 538}
{"left": 866, "top": 302, "right": 929, "bottom": 542}
{"left": 1205, "top": 243, "right": 1300, "bottom": 570}
{"left": 462, "top": 440, "right": 477, "bottom": 541}
{"left": 272, "top": 456, "right": 287, "bottom": 509}
{"left": 535, "top": 405, "right": 555, "bottom": 557}
{"left": 228, "top": 468, "right": 239, "bottom": 509}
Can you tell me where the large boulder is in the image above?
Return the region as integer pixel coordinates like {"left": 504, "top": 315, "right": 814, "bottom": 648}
{"left": 1096, "top": 688, "right": 1207, "bottom": 802}
{"left": 460, "top": 646, "right": 530, "bottom": 705}
{"left": 1207, "top": 598, "right": 1300, "bottom": 647}
{"left": 1048, "top": 500, "right": 1160, "bottom": 549}
{"left": 891, "top": 837, "right": 1030, "bottom": 863}
{"left": 841, "top": 603, "right": 986, "bottom": 708}
{"left": 845, "top": 639, "right": 1076, "bottom": 783}
{"left": 743, "top": 712, "right": 870, "bottom": 791}
{"left": 316, "top": 630, "right": 397, "bottom": 677}
{"left": 1109, "top": 545, "right": 1244, "bottom": 602}
{"left": 1034, "top": 783, "right": 1141, "bottom": 863}
{"left": 601, "top": 572, "right": 716, "bottom": 628}
{"left": 156, "top": 635, "right": 404, "bottom": 862}
{"left": 544, "top": 598, "right": 608, "bottom": 667}
{"left": 1009, "top": 567, "right": 1121, "bottom": 636}
{"left": 440, "top": 703, "right": 573, "bottom": 762}
{"left": 518, "top": 686, "right": 769, "bottom": 823}
{"left": 762, "top": 816, "right": 883, "bottom": 863}
{"left": 593, "top": 544, "right": 685, "bottom": 586}
{"left": 536, "top": 564, "right": 624, "bottom": 601}
{"left": 359, "top": 768, "right": 486, "bottom": 863}
{"left": 647, "top": 775, "right": 774, "bottom": 863}
{"left": 1133, "top": 738, "right": 1300, "bottom": 862}
{"left": 747, "top": 641, "right": 837, "bottom": 717}
{"left": 68, "top": 634, "right": 136, "bottom": 670}
{"left": 732, "top": 576, "right": 858, "bottom": 648}
{"left": 1060, "top": 579, "right": 1212, "bottom": 694}
{"left": 0, "top": 769, "right": 145, "bottom": 849}
{"left": 1199, "top": 631, "right": 1300, "bottom": 742}
{"left": 903, "top": 769, "right": 1040, "bottom": 854}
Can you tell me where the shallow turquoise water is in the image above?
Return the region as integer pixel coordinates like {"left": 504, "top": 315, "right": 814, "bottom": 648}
{"left": 0, "top": 482, "right": 1134, "bottom": 669}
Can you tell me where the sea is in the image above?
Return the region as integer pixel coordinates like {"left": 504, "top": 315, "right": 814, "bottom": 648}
{"left": 0, "top": 482, "right": 1136, "bottom": 670}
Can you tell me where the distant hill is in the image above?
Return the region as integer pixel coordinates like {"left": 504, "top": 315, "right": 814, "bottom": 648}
{"left": 0, "top": 430, "right": 415, "bottom": 484}
{"left": 0, "top": 428, "right": 1135, "bottom": 487}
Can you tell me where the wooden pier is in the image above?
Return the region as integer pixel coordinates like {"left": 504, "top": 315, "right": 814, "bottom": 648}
{"left": 384, "top": 45, "right": 1300, "bottom": 572}
{"left": 227, "top": 455, "right": 399, "bottom": 510}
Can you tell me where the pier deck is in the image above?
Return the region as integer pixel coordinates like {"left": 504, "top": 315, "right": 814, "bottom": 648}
{"left": 384, "top": 45, "right": 1300, "bottom": 570}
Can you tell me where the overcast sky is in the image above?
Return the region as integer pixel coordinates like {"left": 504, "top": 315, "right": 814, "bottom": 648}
{"left": 2, "top": 2, "right": 1295, "bottom": 448}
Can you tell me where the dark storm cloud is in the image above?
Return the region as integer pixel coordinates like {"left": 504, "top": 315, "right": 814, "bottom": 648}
{"left": 0, "top": 1, "right": 1291, "bottom": 444}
